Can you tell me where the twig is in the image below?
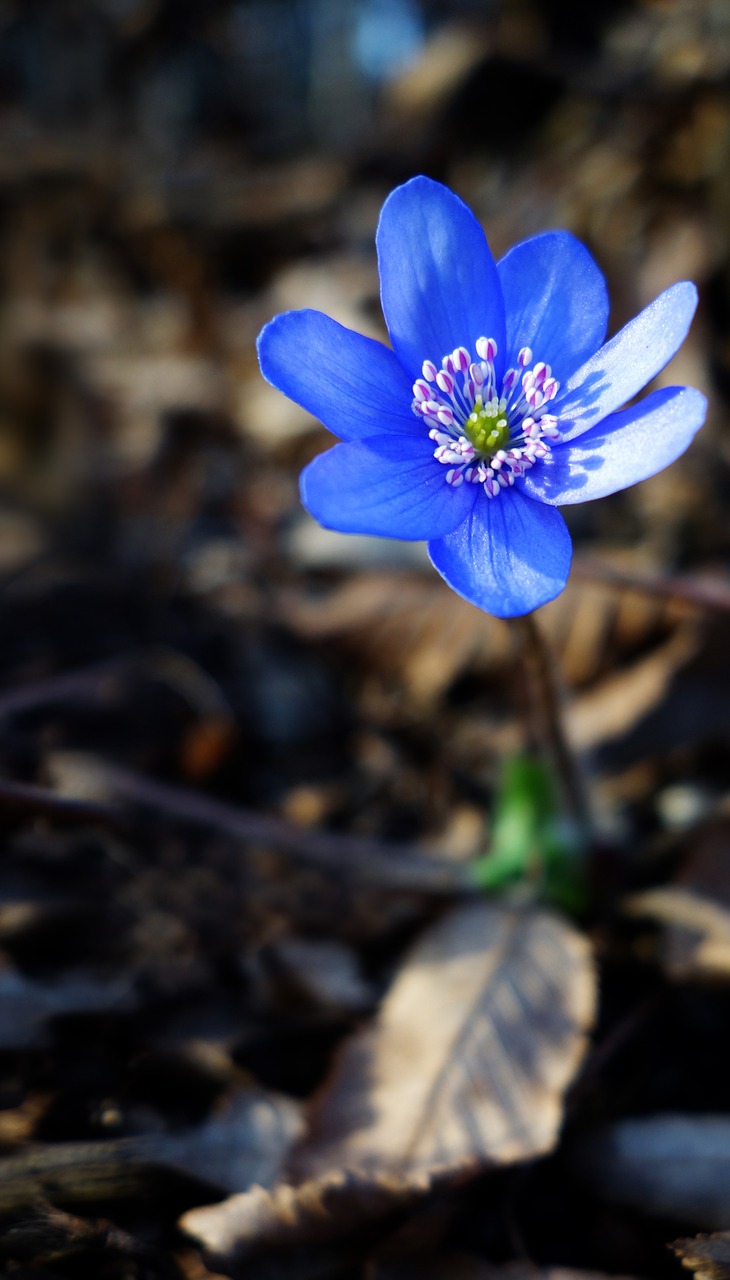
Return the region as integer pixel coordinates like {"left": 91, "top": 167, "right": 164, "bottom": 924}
{"left": 573, "top": 557, "right": 730, "bottom": 614}
{"left": 0, "top": 776, "right": 122, "bottom": 827}
{"left": 97, "top": 762, "right": 473, "bottom": 895}
{"left": 0, "top": 659, "right": 121, "bottom": 720}
{"left": 0, "top": 764, "right": 472, "bottom": 897}
{"left": 0, "top": 648, "right": 234, "bottom": 723}
{"left": 0, "top": 1139, "right": 152, "bottom": 1214}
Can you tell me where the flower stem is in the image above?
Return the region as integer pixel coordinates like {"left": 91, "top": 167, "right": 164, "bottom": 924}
{"left": 510, "top": 611, "right": 592, "bottom": 846}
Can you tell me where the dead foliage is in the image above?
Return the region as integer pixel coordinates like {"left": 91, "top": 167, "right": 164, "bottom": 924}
{"left": 292, "top": 903, "right": 595, "bottom": 1180}
{"left": 1, "top": 1, "right": 730, "bottom": 1278}
{"left": 573, "top": 1115, "right": 730, "bottom": 1229}
{"left": 673, "top": 1233, "right": 730, "bottom": 1280}
{"left": 626, "top": 815, "right": 730, "bottom": 981}
{"left": 182, "top": 904, "right": 595, "bottom": 1271}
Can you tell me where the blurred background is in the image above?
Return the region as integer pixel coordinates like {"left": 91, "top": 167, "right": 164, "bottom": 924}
{"left": 1, "top": 0, "right": 729, "bottom": 809}
{"left": 1, "top": 0, "right": 728, "bottom": 565}
{"left": 2, "top": 1, "right": 730, "bottom": 1273}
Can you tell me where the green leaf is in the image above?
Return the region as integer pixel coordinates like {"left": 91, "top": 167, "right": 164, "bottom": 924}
{"left": 470, "top": 754, "right": 586, "bottom": 912}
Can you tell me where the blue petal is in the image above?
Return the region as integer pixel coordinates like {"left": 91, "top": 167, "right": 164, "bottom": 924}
{"left": 376, "top": 176, "right": 506, "bottom": 380}
{"left": 300, "top": 435, "right": 478, "bottom": 541}
{"left": 497, "top": 231, "right": 608, "bottom": 384}
{"left": 427, "top": 489, "right": 572, "bottom": 617}
{"left": 520, "top": 386, "right": 707, "bottom": 506}
{"left": 556, "top": 282, "right": 698, "bottom": 442}
{"left": 257, "top": 310, "right": 420, "bottom": 442}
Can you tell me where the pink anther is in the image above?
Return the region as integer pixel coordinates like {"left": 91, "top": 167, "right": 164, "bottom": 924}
{"left": 476, "top": 336, "right": 497, "bottom": 363}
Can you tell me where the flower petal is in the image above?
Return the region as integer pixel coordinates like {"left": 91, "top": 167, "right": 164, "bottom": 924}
{"left": 428, "top": 489, "right": 572, "bottom": 617}
{"left": 257, "top": 309, "right": 420, "bottom": 441}
{"left": 376, "top": 176, "right": 506, "bottom": 380}
{"left": 520, "top": 386, "right": 707, "bottom": 506}
{"left": 555, "top": 282, "right": 698, "bottom": 442}
{"left": 497, "top": 231, "right": 609, "bottom": 384}
{"left": 300, "top": 436, "right": 478, "bottom": 541}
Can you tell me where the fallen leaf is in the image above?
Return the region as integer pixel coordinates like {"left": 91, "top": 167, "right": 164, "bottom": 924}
{"left": 0, "top": 967, "right": 136, "bottom": 1049}
{"left": 159, "top": 1088, "right": 304, "bottom": 1194}
{"left": 673, "top": 1232, "right": 730, "bottom": 1280}
{"left": 180, "top": 1167, "right": 432, "bottom": 1268}
{"left": 625, "top": 886, "right": 730, "bottom": 981}
{"left": 384, "top": 20, "right": 492, "bottom": 124}
{"left": 0, "top": 1201, "right": 150, "bottom": 1267}
{"left": 292, "top": 901, "right": 596, "bottom": 1179}
{"left": 375, "top": 1263, "right": 644, "bottom": 1280}
{"left": 279, "top": 567, "right": 698, "bottom": 711}
{"left": 277, "top": 571, "right": 506, "bottom": 704}
{"left": 625, "top": 815, "right": 730, "bottom": 981}
{"left": 0, "top": 1088, "right": 302, "bottom": 1213}
{"left": 573, "top": 1114, "right": 730, "bottom": 1228}
{"left": 566, "top": 623, "right": 700, "bottom": 751}
{"left": 264, "top": 936, "right": 375, "bottom": 1014}
{"left": 182, "top": 907, "right": 595, "bottom": 1271}
{"left": 674, "top": 816, "right": 730, "bottom": 906}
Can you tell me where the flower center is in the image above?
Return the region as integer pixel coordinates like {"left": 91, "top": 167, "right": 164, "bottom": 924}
{"left": 464, "top": 396, "right": 511, "bottom": 455}
{"left": 411, "top": 338, "right": 561, "bottom": 498}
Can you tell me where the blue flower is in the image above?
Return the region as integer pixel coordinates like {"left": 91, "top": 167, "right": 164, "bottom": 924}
{"left": 258, "top": 177, "right": 706, "bottom": 618}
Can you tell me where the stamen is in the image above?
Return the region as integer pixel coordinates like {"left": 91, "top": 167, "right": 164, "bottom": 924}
{"left": 476, "top": 336, "right": 498, "bottom": 363}
{"left": 411, "top": 337, "right": 561, "bottom": 500}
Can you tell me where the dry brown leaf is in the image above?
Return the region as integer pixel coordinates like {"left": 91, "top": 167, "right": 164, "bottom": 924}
{"left": 0, "top": 968, "right": 136, "bottom": 1049}
{"left": 384, "top": 21, "right": 492, "bottom": 124}
{"left": 625, "top": 817, "right": 730, "bottom": 981}
{"left": 277, "top": 572, "right": 507, "bottom": 704}
{"left": 573, "top": 1115, "right": 730, "bottom": 1228}
{"left": 673, "top": 1233, "right": 730, "bottom": 1280}
{"left": 480, "top": 1268, "right": 641, "bottom": 1280}
{"left": 159, "top": 1088, "right": 304, "bottom": 1194}
{"left": 625, "top": 886, "right": 730, "bottom": 981}
{"left": 674, "top": 816, "right": 730, "bottom": 906}
{"left": 180, "top": 1167, "right": 433, "bottom": 1268}
{"left": 182, "top": 907, "right": 595, "bottom": 1270}
{"left": 292, "top": 902, "right": 596, "bottom": 1180}
{"left": 279, "top": 567, "right": 697, "bottom": 711}
{"left": 376, "top": 1262, "right": 643, "bottom": 1280}
{"left": 566, "top": 622, "right": 700, "bottom": 751}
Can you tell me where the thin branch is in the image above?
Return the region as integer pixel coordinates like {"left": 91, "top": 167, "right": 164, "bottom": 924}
{"left": 0, "top": 775, "right": 122, "bottom": 827}
{"left": 0, "top": 659, "right": 121, "bottom": 720}
{"left": 0, "top": 764, "right": 473, "bottom": 897}
{"left": 573, "top": 557, "right": 730, "bottom": 613}
{"left": 0, "top": 648, "right": 234, "bottom": 722}
{"left": 98, "top": 762, "right": 473, "bottom": 894}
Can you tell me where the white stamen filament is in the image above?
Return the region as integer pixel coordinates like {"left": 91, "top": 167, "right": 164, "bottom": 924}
{"left": 411, "top": 337, "right": 561, "bottom": 499}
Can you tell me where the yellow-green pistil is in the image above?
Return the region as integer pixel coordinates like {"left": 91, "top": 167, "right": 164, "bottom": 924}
{"left": 464, "top": 394, "right": 511, "bottom": 456}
